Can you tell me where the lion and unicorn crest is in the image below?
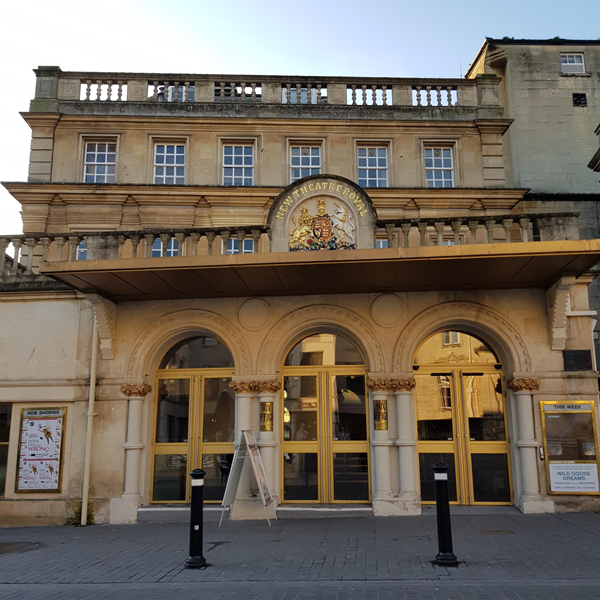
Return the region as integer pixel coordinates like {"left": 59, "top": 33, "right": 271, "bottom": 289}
{"left": 289, "top": 197, "right": 356, "bottom": 251}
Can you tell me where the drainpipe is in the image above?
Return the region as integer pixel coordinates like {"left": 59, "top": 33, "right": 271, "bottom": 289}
{"left": 81, "top": 315, "right": 99, "bottom": 526}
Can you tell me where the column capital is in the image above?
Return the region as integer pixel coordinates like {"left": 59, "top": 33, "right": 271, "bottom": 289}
{"left": 121, "top": 383, "right": 152, "bottom": 397}
{"left": 230, "top": 379, "right": 282, "bottom": 394}
{"left": 506, "top": 377, "right": 540, "bottom": 392}
{"left": 367, "top": 377, "right": 416, "bottom": 392}
{"left": 257, "top": 380, "right": 281, "bottom": 394}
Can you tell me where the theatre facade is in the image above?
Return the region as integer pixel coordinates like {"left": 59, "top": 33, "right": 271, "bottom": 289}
{"left": 1, "top": 68, "right": 600, "bottom": 525}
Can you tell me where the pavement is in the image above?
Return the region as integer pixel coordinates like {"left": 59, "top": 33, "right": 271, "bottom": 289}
{"left": 1, "top": 509, "right": 600, "bottom": 599}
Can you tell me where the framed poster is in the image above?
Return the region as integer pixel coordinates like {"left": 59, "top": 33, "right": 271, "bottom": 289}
{"left": 16, "top": 408, "right": 66, "bottom": 493}
{"left": 541, "top": 401, "right": 600, "bottom": 494}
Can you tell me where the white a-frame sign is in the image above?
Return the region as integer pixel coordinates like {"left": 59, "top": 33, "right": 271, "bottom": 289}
{"left": 220, "top": 430, "right": 275, "bottom": 526}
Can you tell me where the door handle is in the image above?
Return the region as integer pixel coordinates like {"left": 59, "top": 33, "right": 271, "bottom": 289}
{"left": 538, "top": 446, "right": 545, "bottom": 461}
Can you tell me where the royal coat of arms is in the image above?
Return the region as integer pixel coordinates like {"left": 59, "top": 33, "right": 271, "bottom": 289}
{"left": 289, "top": 198, "right": 356, "bottom": 251}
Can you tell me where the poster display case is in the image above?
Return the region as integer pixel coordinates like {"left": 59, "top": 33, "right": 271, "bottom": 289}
{"left": 540, "top": 401, "right": 599, "bottom": 494}
{"left": 16, "top": 408, "right": 66, "bottom": 493}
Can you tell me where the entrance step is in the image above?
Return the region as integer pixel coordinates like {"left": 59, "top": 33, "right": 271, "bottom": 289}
{"left": 422, "top": 505, "right": 520, "bottom": 516}
{"left": 138, "top": 504, "right": 373, "bottom": 523}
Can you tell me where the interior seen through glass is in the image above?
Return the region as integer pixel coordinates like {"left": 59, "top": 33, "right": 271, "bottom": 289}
{"left": 284, "top": 334, "right": 364, "bottom": 366}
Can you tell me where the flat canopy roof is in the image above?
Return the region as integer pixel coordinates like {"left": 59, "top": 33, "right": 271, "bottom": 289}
{"left": 41, "top": 240, "right": 600, "bottom": 303}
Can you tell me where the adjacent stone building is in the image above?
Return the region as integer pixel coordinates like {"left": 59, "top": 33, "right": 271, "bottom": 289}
{"left": 1, "top": 53, "right": 600, "bottom": 525}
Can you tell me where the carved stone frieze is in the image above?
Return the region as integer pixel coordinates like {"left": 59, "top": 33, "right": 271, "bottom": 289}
{"left": 121, "top": 384, "right": 152, "bottom": 397}
{"left": 506, "top": 377, "right": 540, "bottom": 392}
{"left": 367, "top": 377, "right": 416, "bottom": 392}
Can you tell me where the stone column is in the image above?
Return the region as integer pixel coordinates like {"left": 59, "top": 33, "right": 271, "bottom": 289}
{"left": 367, "top": 379, "right": 393, "bottom": 515}
{"left": 229, "top": 380, "right": 262, "bottom": 519}
{"left": 506, "top": 377, "right": 553, "bottom": 513}
{"left": 110, "top": 383, "right": 152, "bottom": 524}
{"left": 257, "top": 380, "right": 281, "bottom": 503}
{"left": 394, "top": 377, "right": 420, "bottom": 515}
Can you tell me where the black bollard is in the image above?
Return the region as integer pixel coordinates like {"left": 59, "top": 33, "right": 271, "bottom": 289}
{"left": 185, "top": 468, "right": 207, "bottom": 568}
{"left": 432, "top": 462, "right": 458, "bottom": 566}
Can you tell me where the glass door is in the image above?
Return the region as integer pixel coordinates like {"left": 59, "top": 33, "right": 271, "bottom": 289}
{"left": 282, "top": 369, "right": 370, "bottom": 503}
{"left": 415, "top": 369, "right": 511, "bottom": 505}
{"left": 151, "top": 369, "right": 235, "bottom": 503}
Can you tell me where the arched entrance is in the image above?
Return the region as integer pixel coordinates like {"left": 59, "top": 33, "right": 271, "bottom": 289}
{"left": 281, "top": 333, "right": 370, "bottom": 503}
{"left": 413, "top": 331, "right": 512, "bottom": 505}
{"left": 151, "top": 336, "right": 235, "bottom": 504}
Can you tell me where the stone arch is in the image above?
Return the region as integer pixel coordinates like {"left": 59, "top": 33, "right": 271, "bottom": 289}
{"left": 126, "top": 309, "right": 252, "bottom": 380}
{"left": 268, "top": 174, "right": 377, "bottom": 252}
{"left": 258, "top": 304, "right": 386, "bottom": 376}
{"left": 394, "top": 301, "right": 533, "bottom": 374}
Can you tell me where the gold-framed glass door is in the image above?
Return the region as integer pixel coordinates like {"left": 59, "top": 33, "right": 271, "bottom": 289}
{"left": 414, "top": 332, "right": 512, "bottom": 505}
{"left": 282, "top": 368, "right": 370, "bottom": 503}
{"left": 151, "top": 369, "right": 235, "bottom": 503}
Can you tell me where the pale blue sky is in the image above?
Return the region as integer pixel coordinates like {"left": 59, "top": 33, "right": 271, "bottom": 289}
{"left": 1, "top": 0, "right": 599, "bottom": 233}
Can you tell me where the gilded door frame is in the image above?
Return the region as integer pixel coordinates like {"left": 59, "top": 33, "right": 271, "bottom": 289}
{"left": 151, "top": 367, "right": 235, "bottom": 504}
{"left": 281, "top": 365, "right": 371, "bottom": 504}
{"left": 415, "top": 365, "right": 513, "bottom": 506}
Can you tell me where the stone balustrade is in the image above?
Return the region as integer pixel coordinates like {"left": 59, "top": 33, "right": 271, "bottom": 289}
{"left": 32, "top": 67, "right": 500, "bottom": 110}
{"left": 0, "top": 214, "right": 579, "bottom": 281}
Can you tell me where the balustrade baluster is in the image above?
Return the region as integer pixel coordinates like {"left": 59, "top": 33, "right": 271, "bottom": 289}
{"left": 251, "top": 229, "right": 262, "bottom": 252}
{"left": 130, "top": 235, "right": 140, "bottom": 259}
{"left": 468, "top": 221, "right": 478, "bottom": 244}
{"left": 285, "top": 83, "right": 291, "bottom": 104}
{"left": 68, "top": 236, "right": 80, "bottom": 261}
{"left": 436, "top": 86, "right": 442, "bottom": 106}
{"left": 502, "top": 219, "right": 514, "bottom": 243}
{"left": 206, "top": 231, "right": 216, "bottom": 255}
{"left": 296, "top": 83, "right": 301, "bottom": 104}
{"left": 184, "top": 82, "right": 190, "bottom": 102}
{"left": 152, "top": 81, "right": 159, "bottom": 101}
{"left": 54, "top": 237, "right": 66, "bottom": 261}
{"left": 106, "top": 80, "right": 113, "bottom": 101}
{"left": 351, "top": 84, "right": 357, "bottom": 105}
{"left": 415, "top": 86, "right": 422, "bottom": 106}
{"left": 434, "top": 222, "right": 445, "bottom": 246}
{"left": 160, "top": 233, "right": 172, "bottom": 256}
{"left": 418, "top": 222, "right": 428, "bottom": 246}
{"left": 452, "top": 220, "right": 462, "bottom": 245}
{"left": 230, "top": 82, "right": 236, "bottom": 100}
{"left": 173, "top": 82, "right": 180, "bottom": 103}
{"left": 10, "top": 239, "right": 23, "bottom": 276}
{"left": 220, "top": 82, "right": 225, "bottom": 101}
{"left": 85, "top": 80, "right": 92, "bottom": 101}
{"left": 519, "top": 218, "right": 531, "bottom": 242}
{"left": 485, "top": 221, "right": 496, "bottom": 244}
{"left": 306, "top": 83, "right": 312, "bottom": 104}
{"left": 95, "top": 80, "right": 102, "bottom": 101}
{"left": 361, "top": 84, "right": 367, "bottom": 105}
{"left": 175, "top": 233, "right": 186, "bottom": 255}
{"left": 446, "top": 86, "right": 453, "bottom": 106}
{"left": 163, "top": 82, "right": 169, "bottom": 102}
{"left": 117, "top": 81, "right": 124, "bottom": 101}
{"left": 250, "top": 83, "right": 257, "bottom": 101}
{"left": 240, "top": 83, "right": 246, "bottom": 101}
{"left": 40, "top": 237, "right": 50, "bottom": 262}
{"left": 401, "top": 223, "right": 411, "bottom": 248}
{"left": 385, "top": 224, "right": 395, "bottom": 248}
{"left": 24, "top": 238, "right": 36, "bottom": 274}
{"left": 0, "top": 240, "right": 8, "bottom": 277}
{"left": 382, "top": 85, "right": 388, "bottom": 106}
{"left": 316, "top": 84, "right": 322, "bottom": 104}
{"left": 144, "top": 233, "right": 156, "bottom": 258}
{"left": 189, "top": 233, "right": 201, "bottom": 256}
{"left": 425, "top": 86, "right": 432, "bottom": 107}
{"left": 371, "top": 84, "right": 377, "bottom": 105}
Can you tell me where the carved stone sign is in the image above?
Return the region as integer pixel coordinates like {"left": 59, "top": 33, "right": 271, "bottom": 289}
{"left": 268, "top": 175, "right": 376, "bottom": 253}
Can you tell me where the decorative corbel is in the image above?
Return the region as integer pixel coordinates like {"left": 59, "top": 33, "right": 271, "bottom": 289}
{"left": 546, "top": 275, "right": 576, "bottom": 351}
{"left": 85, "top": 292, "right": 117, "bottom": 360}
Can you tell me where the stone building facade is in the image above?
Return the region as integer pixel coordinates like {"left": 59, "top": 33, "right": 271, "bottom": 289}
{"left": 1, "top": 60, "right": 600, "bottom": 525}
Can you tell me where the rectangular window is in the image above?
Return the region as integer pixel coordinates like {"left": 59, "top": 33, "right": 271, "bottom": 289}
{"left": 443, "top": 331, "right": 461, "bottom": 345}
{"left": 223, "top": 238, "right": 255, "bottom": 254}
{"left": 84, "top": 142, "right": 116, "bottom": 183}
{"left": 0, "top": 404, "right": 11, "bottom": 496}
{"left": 375, "top": 238, "right": 389, "bottom": 249}
{"left": 290, "top": 146, "right": 321, "bottom": 182}
{"left": 437, "top": 376, "right": 452, "bottom": 409}
{"left": 573, "top": 93, "right": 587, "bottom": 107}
{"left": 223, "top": 145, "right": 254, "bottom": 186}
{"left": 152, "top": 238, "right": 179, "bottom": 257}
{"left": 76, "top": 241, "right": 87, "bottom": 261}
{"left": 357, "top": 147, "right": 388, "bottom": 187}
{"left": 561, "top": 53, "right": 585, "bottom": 74}
{"left": 425, "top": 147, "right": 454, "bottom": 188}
{"left": 154, "top": 144, "right": 185, "bottom": 185}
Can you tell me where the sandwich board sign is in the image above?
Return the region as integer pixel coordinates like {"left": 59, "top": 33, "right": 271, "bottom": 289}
{"left": 220, "top": 430, "right": 275, "bottom": 526}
